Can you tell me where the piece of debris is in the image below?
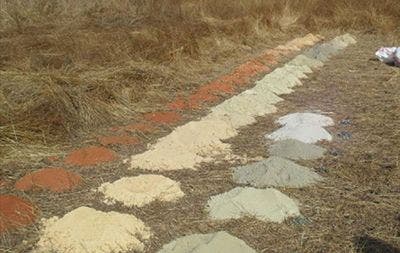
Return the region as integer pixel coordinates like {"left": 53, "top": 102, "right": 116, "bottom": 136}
{"left": 338, "top": 131, "right": 352, "bottom": 140}
{"left": 375, "top": 47, "right": 400, "bottom": 67}
{"left": 329, "top": 148, "right": 342, "bottom": 157}
{"left": 339, "top": 119, "right": 352, "bottom": 125}
{"left": 291, "top": 215, "right": 312, "bottom": 226}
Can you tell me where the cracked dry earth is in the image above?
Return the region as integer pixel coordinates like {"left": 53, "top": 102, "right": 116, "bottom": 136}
{"left": 1, "top": 33, "right": 400, "bottom": 253}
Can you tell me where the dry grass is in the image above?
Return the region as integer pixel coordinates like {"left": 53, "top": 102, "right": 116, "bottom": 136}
{"left": 0, "top": 0, "right": 400, "bottom": 165}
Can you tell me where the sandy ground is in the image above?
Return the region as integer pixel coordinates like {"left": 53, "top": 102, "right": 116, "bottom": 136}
{"left": 2, "top": 33, "right": 400, "bottom": 253}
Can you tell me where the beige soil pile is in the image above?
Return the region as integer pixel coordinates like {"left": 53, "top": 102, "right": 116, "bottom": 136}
{"left": 34, "top": 206, "right": 151, "bottom": 253}
{"left": 98, "top": 175, "right": 184, "bottom": 207}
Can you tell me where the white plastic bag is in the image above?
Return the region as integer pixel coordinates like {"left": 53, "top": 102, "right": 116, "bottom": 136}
{"left": 395, "top": 48, "right": 400, "bottom": 67}
{"left": 375, "top": 47, "right": 400, "bottom": 66}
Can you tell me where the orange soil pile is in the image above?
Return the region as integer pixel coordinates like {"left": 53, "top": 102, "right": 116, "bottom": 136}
{"left": 15, "top": 168, "right": 82, "bottom": 193}
{"left": 0, "top": 195, "right": 36, "bottom": 233}
{"left": 165, "top": 35, "right": 321, "bottom": 111}
{"left": 64, "top": 146, "right": 118, "bottom": 167}
{"left": 144, "top": 111, "right": 182, "bottom": 124}
{"left": 167, "top": 56, "right": 273, "bottom": 110}
{"left": 168, "top": 97, "right": 187, "bottom": 110}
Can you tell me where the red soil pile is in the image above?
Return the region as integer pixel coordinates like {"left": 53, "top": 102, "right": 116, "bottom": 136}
{"left": 256, "top": 50, "right": 280, "bottom": 65}
{"left": 0, "top": 195, "right": 36, "bottom": 233}
{"left": 15, "top": 168, "right": 82, "bottom": 193}
{"left": 168, "top": 97, "right": 187, "bottom": 110}
{"left": 144, "top": 111, "right": 182, "bottom": 124}
{"left": 64, "top": 146, "right": 118, "bottom": 167}
{"left": 187, "top": 91, "right": 220, "bottom": 109}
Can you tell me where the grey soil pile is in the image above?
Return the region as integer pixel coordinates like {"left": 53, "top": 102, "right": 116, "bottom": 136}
{"left": 233, "top": 156, "right": 323, "bottom": 188}
{"left": 268, "top": 139, "right": 326, "bottom": 160}
{"left": 206, "top": 187, "right": 300, "bottom": 223}
{"left": 158, "top": 231, "right": 256, "bottom": 253}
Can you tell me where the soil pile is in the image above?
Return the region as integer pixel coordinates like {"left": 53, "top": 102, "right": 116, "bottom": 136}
{"left": 34, "top": 207, "right": 151, "bottom": 253}
{"left": 158, "top": 231, "right": 256, "bottom": 253}
{"left": 130, "top": 118, "right": 238, "bottom": 171}
{"left": 267, "top": 113, "right": 334, "bottom": 143}
{"left": 98, "top": 175, "right": 184, "bottom": 207}
{"left": 206, "top": 187, "right": 300, "bottom": 223}
{"left": 268, "top": 139, "right": 326, "bottom": 160}
{"left": 233, "top": 156, "right": 323, "bottom": 188}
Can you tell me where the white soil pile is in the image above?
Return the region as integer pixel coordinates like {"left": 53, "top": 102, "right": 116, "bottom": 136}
{"left": 269, "top": 139, "right": 327, "bottom": 160}
{"left": 158, "top": 231, "right": 256, "bottom": 253}
{"left": 34, "top": 206, "right": 151, "bottom": 253}
{"left": 129, "top": 34, "right": 355, "bottom": 171}
{"left": 277, "top": 112, "right": 334, "bottom": 127}
{"left": 233, "top": 156, "right": 323, "bottom": 188}
{"left": 206, "top": 187, "right": 300, "bottom": 223}
{"left": 98, "top": 175, "right": 184, "bottom": 207}
{"left": 267, "top": 113, "right": 334, "bottom": 143}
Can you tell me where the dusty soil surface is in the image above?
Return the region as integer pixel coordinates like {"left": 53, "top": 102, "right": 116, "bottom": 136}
{"left": 2, "top": 34, "right": 400, "bottom": 253}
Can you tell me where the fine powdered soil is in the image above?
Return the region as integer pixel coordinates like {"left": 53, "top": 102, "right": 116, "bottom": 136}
{"left": 232, "top": 156, "right": 323, "bottom": 188}
{"left": 268, "top": 139, "right": 327, "bottom": 160}
{"left": 267, "top": 124, "right": 333, "bottom": 143}
{"left": 129, "top": 35, "right": 354, "bottom": 172}
{"left": 34, "top": 206, "right": 152, "bottom": 253}
{"left": 206, "top": 187, "right": 300, "bottom": 223}
{"left": 277, "top": 112, "right": 334, "bottom": 127}
{"left": 266, "top": 113, "right": 334, "bottom": 143}
{"left": 129, "top": 118, "right": 238, "bottom": 171}
{"left": 304, "top": 34, "right": 357, "bottom": 61}
{"left": 158, "top": 231, "right": 256, "bottom": 253}
{"left": 98, "top": 175, "right": 184, "bottom": 207}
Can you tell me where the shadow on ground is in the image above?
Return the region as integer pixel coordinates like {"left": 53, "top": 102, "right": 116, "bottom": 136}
{"left": 354, "top": 235, "right": 400, "bottom": 253}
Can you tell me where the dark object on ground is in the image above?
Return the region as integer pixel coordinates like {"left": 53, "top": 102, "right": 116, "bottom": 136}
{"left": 329, "top": 148, "right": 342, "bottom": 157}
{"left": 338, "top": 131, "right": 352, "bottom": 140}
{"left": 339, "top": 119, "right": 352, "bottom": 125}
{"left": 316, "top": 166, "right": 329, "bottom": 174}
{"left": 354, "top": 235, "right": 400, "bottom": 253}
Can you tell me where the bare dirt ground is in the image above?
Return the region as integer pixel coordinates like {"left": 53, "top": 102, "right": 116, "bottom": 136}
{"left": 2, "top": 33, "right": 400, "bottom": 253}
